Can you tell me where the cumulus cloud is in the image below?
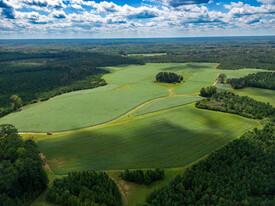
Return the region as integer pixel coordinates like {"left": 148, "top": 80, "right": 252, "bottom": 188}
{"left": 23, "top": 0, "right": 66, "bottom": 9}
{"left": 51, "top": 10, "right": 66, "bottom": 18}
{"left": 0, "top": 0, "right": 274, "bottom": 38}
{"left": 155, "top": 0, "right": 210, "bottom": 7}
{"left": 257, "top": 0, "right": 275, "bottom": 5}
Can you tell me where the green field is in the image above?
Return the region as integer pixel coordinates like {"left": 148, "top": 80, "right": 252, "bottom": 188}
{"left": 234, "top": 88, "right": 275, "bottom": 106}
{"left": 9, "top": 63, "right": 269, "bottom": 206}
{"left": 37, "top": 104, "right": 257, "bottom": 175}
{"left": 134, "top": 96, "right": 203, "bottom": 116}
{"left": 0, "top": 63, "right": 267, "bottom": 132}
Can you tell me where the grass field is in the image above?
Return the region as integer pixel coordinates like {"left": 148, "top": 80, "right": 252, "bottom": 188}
{"left": 37, "top": 103, "right": 258, "bottom": 175}
{"left": 0, "top": 63, "right": 266, "bottom": 132}
{"left": 234, "top": 88, "right": 275, "bottom": 106}
{"left": 11, "top": 63, "right": 269, "bottom": 206}
{"left": 134, "top": 96, "right": 203, "bottom": 116}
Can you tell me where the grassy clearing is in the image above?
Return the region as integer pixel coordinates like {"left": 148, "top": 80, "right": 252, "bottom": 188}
{"left": 37, "top": 104, "right": 258, "bottom": 175}
{"left": 107, "top": 168, "right": 185, "bottom": 206}
{"left": 0, "top": 63, "right": 266, "bottom": 132}
{"left": 134, "top": 96, "right": 203, "bottom": 116}
{"left": 234, "top": 88, "right": 275, "bottom": 106}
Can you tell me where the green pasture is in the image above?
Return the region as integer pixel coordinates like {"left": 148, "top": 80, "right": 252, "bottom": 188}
{"left": 134, "top": 96, "right": 203, "bottom": 116}
{"left": 234, "top": 88, "right": 275, "bottom": 106}
{"left": 107, "top": 168, "right": 185, "bottom": 206}
{"left": 37, "top": 104, "right": 258, "bottom": 175}
{"left": 0, "top": 63, "right": 267, "bottom": 132}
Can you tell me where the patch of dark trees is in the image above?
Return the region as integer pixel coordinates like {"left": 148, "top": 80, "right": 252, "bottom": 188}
{"left": 156, "top": 72, "right": 183, "bottom": 83}
{"left": 119, "top": 168, "right": 165, "bottom": 185}
{"left": 0, "top": 51, "right": 143, "bottom": 118}
{"left": 1, "top": 38, "right": 275, "bottom": 70}
{"left": 0, "top": 124, "right": 49, "bottom": 206}
{"left": 46, "top": 171, "right": 122, "bottom": 206}
{"left": 146, "top": 122, "right": 275, "bottom": 205}
{"left": 227, "top": 72, "right": 275, "bottom": 90}
{"left": 199, "top": 86, "right": 217, "bottom": 97}
{"left": 196, "top": 91, "right": 274, "bottom": 119}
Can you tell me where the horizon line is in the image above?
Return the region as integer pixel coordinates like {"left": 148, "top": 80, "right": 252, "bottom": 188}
{"left": 0, "top": 35, "right": 275, "bottom": 40}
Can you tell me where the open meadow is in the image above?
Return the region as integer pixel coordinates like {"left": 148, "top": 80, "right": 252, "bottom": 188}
{"left": 2, "top": 61, "right": 271, "bottom": 206}
{"left": 0, "top": 63, "right": 267, "bottom": 132}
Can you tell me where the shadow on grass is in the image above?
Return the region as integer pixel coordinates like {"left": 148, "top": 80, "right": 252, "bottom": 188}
{"left": 37, "top": 113, "right": 241, "bottom": 175}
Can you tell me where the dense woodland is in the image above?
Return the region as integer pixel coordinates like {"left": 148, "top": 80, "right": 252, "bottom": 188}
{"left": 196, "top": 91, "right": 274, "bottom": 119}
{"left": 0, "top": 51, "right": 141, "bottom": 118}
{"left": 46, "top": 171, "right": 122, "bottom": 206}
{"left": 146, "top": 122, "right": 275, "bottom": 205}
{"left": 155, "top": 72, "right": 183, "bottom": 83}
{"left": 119, "top": 168, "right": 165, "bottom": 185}
{"left": 0, "top": 37, "right": 274, "bottom": 70}
{"left": 1, "top": 38, "right": 274, "bottom": 117}
{"left": 227, "top": 72, "right": 275, "bottom": 89}
{"left": 0, "top": 125, "right": 48, "bottom": 206}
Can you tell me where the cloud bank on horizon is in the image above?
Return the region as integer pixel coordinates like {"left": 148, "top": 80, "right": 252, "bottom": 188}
{"left": 0, "top": 0, "right": 274, "bottom": 38}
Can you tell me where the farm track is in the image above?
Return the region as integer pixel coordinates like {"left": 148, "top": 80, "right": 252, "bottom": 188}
{"left": 19, "top": 90, "right": 200, "bottom": 136}
{"left": 20, "top": 91, "right": 202, "bottom": 137}
{"left": 19, "top": 71, "right": 218, "bottom": 135}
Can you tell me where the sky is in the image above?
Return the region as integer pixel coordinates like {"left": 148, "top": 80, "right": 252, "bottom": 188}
{"left": 0, "top": 0, "right": 274, "bottom": 38}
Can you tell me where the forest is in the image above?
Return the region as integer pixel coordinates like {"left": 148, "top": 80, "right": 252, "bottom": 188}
{"left": 119, "top": 168, "right": 165, "bottom": 185}
{"left": 0, "top": 51, "right": 142, "bottom": 118}
{"left": 155, "top": 72, "right": 183, "bottom": 83}
{"left": 227, "top": 72, "right": 275, "bottom": 90}
{"left": 196, "top": 91, "right": 274, "bottom": 119}
{"left": 0, "top": 37, "right": 274, "bottom": 70}
{"left": 0, "top": 125, "right": 48, "bottom": 206}
{"left": 146, "top": 122, "right": 275, "bottom": 205}
{"left": 1, "top": 38, "right": 274, "bottom": 118}
{"left": 46, "top": 171, "right": 122, "bottom": 206}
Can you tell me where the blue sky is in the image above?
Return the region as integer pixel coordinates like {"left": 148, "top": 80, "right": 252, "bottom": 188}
{"left": 0, "top": 0, "right": 274, "bottom": 38}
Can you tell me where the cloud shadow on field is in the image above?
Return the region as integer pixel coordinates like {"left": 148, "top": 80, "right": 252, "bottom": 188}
{"left": 37, "top": 115, "right": 240, "bottom": 175}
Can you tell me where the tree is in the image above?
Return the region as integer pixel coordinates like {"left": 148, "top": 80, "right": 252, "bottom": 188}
{"left": 217, "top": 73, "right": 227, "bottom": 83}
{"left": 199, "top": 86, "right": 217, "bottom": 97}
{"left": 10, "top": 95, "right": 23, "bottom": 111}
{"left": 156, "top": 72, "right": 183, "bottom": 83}
{"left": 0, "top": 124, "right": 48, "bottom": 206}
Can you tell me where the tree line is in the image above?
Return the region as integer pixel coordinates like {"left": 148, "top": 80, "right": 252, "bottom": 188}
{"left": 119, "top": 168, "right": 165, "bottom": 185}
{"left": 146, "top": 122, "right": 275, "bottom": 205}
{"left": 156, "top": 72, "right": 183, "bottom": 83}
{"left": 0, "top": 124, "right": 48, "bottom": 206}
{"left": 0, "top": 51, "right": 143, "bottom": 118}
{"left": 46, "top": 171, "right": 122, "bottom": 206}
{"left": 196, "top": 91, "right": 274, "bottom": 119}
{"left": 227, "top": 72, "right": 275, "bottom": 90}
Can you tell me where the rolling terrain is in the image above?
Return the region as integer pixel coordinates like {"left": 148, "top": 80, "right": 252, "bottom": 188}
{"left": 0, "top": 63, "right": 267, "bottom": 132}
{"left": 1, "top": 62, "right": 270, "bottom": 206}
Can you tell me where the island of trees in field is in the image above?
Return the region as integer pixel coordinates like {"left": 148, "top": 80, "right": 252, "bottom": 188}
{"left": 227, "top": 72, "right": 275, "bottom": 90}
{"left": 156, "top": 72, "right": 183, "bottom": 83}
{"left": 119, "top": 168, "right": 165, "bottom": 185}
{"left": 196, "top": 91, "right": 274, "bottom": 119}
{"left": 146, "top": 122, "right": 275, "bottom": 205}
{"left": 0, "top": 125, "right": 48, "bottom": 206}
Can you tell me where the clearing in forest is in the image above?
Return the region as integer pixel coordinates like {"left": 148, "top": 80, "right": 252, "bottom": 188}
{"left": 0, "top": 63, "right": 266, "bottom": 132}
